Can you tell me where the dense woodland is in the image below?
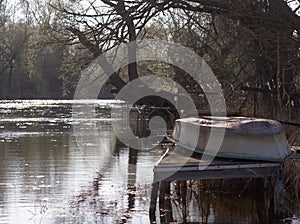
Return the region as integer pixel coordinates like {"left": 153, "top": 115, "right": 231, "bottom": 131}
{"left": 1, "top": 0, "right": 300, "bottom": 128}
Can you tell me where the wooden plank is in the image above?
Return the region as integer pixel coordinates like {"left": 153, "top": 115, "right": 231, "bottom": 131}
{"left": 156, "top": 146, "right": 280, "bottom": 168}
{"left": 153, "top": 166, "right": 279, "bottom": 182}
{"left": 153, "top": 147, "right": 281, "bottom": 182}
{"left": 154, "top": 162, "right": 280, "bottom": 172}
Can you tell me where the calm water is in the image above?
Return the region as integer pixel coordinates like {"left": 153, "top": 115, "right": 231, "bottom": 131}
{"left": 0, "top": 100, "right": 299, "bottom": 224}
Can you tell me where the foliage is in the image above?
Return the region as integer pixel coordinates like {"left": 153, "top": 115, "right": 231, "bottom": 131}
{"left": 0, "top": 0, "right": 65, "bottom": 98}
{"left": 1, "top": 0, "right": 300, "bottom": 126}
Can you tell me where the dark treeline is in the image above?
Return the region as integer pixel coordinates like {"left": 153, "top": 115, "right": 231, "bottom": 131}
{"left": 0, "top": 0, "right": 62, "bottom": 99}
{"left": 1, "top": 0, "right": 300, "bottom": 127}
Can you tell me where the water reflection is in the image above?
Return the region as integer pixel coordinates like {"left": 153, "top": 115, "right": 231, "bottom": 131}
{"left": 153, "top": 178, "right": 300, "bottom": 224}
{"left": 155, "top": 180, "right": 266, "bottom": 223}
{"left": 0, "top": 100, "right": 300, "bottom": 224}
{"left": 0, "top": 100, "right": 167, "bottom": 224}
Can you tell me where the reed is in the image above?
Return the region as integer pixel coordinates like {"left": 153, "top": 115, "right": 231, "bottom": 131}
{"left": 172, "top": 159, "right": 298, "bottom": 198}
{"left": 283, "top": 159, "right": 300, "bottom": 206}
{"left": 170, "top": 159, "right": 300, "bottom": 219}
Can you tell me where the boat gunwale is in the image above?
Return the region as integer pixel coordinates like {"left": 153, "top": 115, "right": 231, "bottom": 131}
{"left": 166, "top": 136, "right": 295, "bottom": 163}
{"left": 177, "top": 140, "right": 296, "bottom": 163}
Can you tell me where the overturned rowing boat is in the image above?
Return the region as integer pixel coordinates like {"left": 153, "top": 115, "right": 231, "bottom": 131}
{"left": 172, "top": 116, "right": 295, "bottom": 162}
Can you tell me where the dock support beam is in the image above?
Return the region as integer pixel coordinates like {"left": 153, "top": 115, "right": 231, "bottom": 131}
{"left": 159, "top": 181, "right": 173, "bottom": 223}
{"left": 150, "top": 181, "right": 173, "bottom": 223}
{"left": 274, "top": 167, "right": 284, "bottom": 217}
{"left": 150, "top": 182, "right": 159, "bottom": 223}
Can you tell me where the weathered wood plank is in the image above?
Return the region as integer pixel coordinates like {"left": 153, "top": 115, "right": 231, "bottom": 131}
{"left": 154, "top": 166, "right": 280, "bottom": 182}
{"left": 153, "top": 146, "right": 281, "bottom": 182}
{"left": 156, "top": 146, "right": 281, "bottom": 167}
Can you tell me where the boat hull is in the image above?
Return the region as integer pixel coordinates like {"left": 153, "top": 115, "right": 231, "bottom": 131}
{"left": 172, "top": 117, "right": 294, "bottom": 162}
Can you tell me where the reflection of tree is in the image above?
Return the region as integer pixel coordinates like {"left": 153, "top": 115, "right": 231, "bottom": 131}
{"left": 0, "top": 130, "right": 72, "bottom": 222}
{"left": 159, "top": 179, "right": 280, "bottom": 223}
{"left": 167, "top": 180, "right": 275, "bottom": 223}
{"left": 127, "top": 148, "right": 138, "bottom": 210}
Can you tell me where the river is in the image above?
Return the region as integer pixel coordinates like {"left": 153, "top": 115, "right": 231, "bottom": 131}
{"left": 0, "top": 100, "right": 299, "bottom": 224}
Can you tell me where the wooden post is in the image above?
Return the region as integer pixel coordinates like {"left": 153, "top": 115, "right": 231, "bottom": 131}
{"left": 164, "top": 182, "right": 173, "bottom": 222}
{"left": 159, "top": 181, "right": 173, "bottom": 223}
{"left": 149, "top": 181, "right": 160, "bottom": 223}
{"left": 181, "top": 181, "right": 187, "bottom": 223}
{"left": 255, "top": 178, "right": 271, "bottom": 223}
{"left": 159, "top": 181, "right": 167, "bottom": 224}
{"left": 274, "top": 167, "right": 284, "bottom": 217}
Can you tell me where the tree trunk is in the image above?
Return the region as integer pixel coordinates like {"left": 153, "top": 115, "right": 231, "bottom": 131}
{"left": 8, "top": 62, "right": 13, "bottom": 98}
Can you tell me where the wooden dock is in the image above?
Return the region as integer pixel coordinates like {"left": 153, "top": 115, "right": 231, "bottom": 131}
{"left": 149, "top": 146, "right": 286, "bottom": 223}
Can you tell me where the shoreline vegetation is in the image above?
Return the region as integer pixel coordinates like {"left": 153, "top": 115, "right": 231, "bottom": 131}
{"left": 0, "top": 0, "right": 299, "bottom": 122}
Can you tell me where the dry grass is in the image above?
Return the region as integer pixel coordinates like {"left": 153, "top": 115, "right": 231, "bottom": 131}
{"left": 283, "top": 159, "right": 300, "bottom": 205}
{"left": 172, "top": 159, "right": 300, "bottom": 199}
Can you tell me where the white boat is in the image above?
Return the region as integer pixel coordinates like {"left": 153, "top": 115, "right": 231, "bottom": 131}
{"left": 172, "top": 116, "right": 295, "bottom": 162}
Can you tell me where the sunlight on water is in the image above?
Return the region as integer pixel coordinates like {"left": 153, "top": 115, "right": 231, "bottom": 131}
{"left": 0, "top": 100, "right": 299, "bottom": 224}
{"left": 0, "top": 99, "right": 125, "bottom": 109}
{"left": 0, "top": 100, "right": 165, "bottom": 224}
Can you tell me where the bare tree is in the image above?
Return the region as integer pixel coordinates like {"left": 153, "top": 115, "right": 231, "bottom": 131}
{"left": 48, "top": 0, "right": 300, "bottom": 119}
{"left": 49, "top": 0, "right": 176, "bottom": 92}
{"left": 167, "top": 0, "right": 300, "bottom": 119}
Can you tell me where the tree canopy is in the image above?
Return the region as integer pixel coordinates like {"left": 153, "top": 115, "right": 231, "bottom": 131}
{"left": 1, "top": 0, "right": 300, "bottom": 124}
